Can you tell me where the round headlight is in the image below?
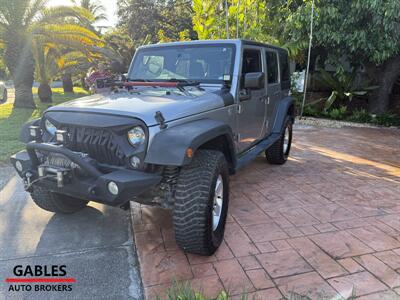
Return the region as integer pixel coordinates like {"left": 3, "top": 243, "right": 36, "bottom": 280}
{"left": 45, "top": 119, "right": 57, "bottom": 135}
{"left": 127, "top": 126, "right": 145, "bottom": 147}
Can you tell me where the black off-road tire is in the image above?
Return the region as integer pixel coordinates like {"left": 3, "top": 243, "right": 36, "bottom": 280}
{"left": 173, "top": 150, "right": 229, "bottom": 256}
{"left": 31, "top": 186, "right": 88, "bottom": 214}
{"left": 266, "top": 116, "right": 293, "bottom": 165}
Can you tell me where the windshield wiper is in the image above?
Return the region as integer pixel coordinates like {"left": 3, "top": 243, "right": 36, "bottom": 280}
{"left": 167, "top": 78, "right": 203, "bottom": 92}
{"left": 168, "top": 78, "right": 199, "bottom": 85}
{"left": 127, "top": 78, "right": 153, "bottom": 82}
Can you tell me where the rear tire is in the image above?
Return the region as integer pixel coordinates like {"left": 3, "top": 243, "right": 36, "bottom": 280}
{"left": 31, "top": 186, "right": 88, "bottom": 214}
{"left": 266, "top": 116, "right": 293, "bottom": 164}
{"left": 173, "top": 150, "right": 229, "bottom": 256}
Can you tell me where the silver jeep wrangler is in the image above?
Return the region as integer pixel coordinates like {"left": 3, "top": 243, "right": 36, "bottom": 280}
{"left": 11, "top": 40, "right": 294, "bottom": 256}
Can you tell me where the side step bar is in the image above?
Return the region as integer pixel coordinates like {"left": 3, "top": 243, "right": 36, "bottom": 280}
{"left": 235, "top": 133, "right": 281, "bottom": 171}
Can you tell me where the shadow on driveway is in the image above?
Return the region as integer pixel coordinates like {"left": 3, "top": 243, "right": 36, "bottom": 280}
{"left": 0, "top": 168, "right": 143, "bottom": 299}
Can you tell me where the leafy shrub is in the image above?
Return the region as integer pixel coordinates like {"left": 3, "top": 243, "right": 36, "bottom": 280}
{"left": 327, "top": 106, "right": 347, "bottom": 120}
{"left": 302, "top": 105, "right": 321, "bottom": 117}
{"left": 371, "top": 113, "right": 400, "bottom": 127}
{"left": 347, "top": 109, "right": 372, "bottom": 123}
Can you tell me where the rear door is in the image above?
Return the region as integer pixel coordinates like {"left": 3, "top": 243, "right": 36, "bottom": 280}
{"left": 265, "top": 49, "right": 281, "bottom": 134}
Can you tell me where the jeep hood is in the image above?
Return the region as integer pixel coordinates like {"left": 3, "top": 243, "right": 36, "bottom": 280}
{"left": 46, "top": 89, "right": 230, "bottom": 126}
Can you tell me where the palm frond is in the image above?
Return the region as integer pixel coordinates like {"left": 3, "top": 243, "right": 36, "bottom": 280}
{"left": 82, "top": 0, "right": 107, "bottom": 21}
{"left": 36, "top": 5, "right": 95, "bottom": 24}
{"left": 0, "top": 0, "right": 31, "bottom": 26}
{"left": 31, "top": 23, "right": 104, "bottom": 47}
{"left": 23, "top": 0, "right": 48, "bottom": 25}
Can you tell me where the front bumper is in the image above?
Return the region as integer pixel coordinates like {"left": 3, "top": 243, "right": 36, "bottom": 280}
{"left": 10, "top": 142, "right": 162, "bottom": 207}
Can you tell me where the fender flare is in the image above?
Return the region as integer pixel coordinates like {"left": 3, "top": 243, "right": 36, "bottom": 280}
{"left": 271, "top": 96, "right": 295, "bottom": 134}
{"left": 19, "top": 118, "right": 41, "bottom": 143}
{"left": 144, "top": 119, "right": 236, "bottom": 167}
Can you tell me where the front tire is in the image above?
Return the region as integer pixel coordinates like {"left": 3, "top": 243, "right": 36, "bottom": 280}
{"left": 31, "top": 186, "right": 88, "bottom": 214}
{"left": 173, "top": 150, "right": 229, "bottom": 256}
{"left": 266, "top": 116, "right": 293, "bottom": 164}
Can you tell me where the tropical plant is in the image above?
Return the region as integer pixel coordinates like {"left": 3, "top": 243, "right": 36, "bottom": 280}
{"left": 316, "top": 69, "right": 378, "bottom": 112}
{"left": 282, "top": 0, "right": 400, "bottom": 113}
{"left": 0, "top": 0, "right": 103, "bottom": 108}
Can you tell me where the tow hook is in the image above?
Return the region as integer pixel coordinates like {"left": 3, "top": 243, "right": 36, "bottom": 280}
{"left": 24, "top": 172, "right": 33, "bottom": 192}
{"left": 120, "top": 202, "right": 131, "bottom": 210}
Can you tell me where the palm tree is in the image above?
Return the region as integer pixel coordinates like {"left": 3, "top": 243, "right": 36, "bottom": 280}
{"left": 58, "top": 0, "right": 108, "bottom": 93}
{"left": 75, "top": 0, "right": 107, "bottom": 24}
{"left": 0, "top": 0, "right": 102, "bottom": 108}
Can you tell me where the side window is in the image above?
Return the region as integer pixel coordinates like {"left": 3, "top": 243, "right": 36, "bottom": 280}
{"left": 279, "top": 51, "right": 290, "bottom": 82}
{"left": 241, "top": 49, "right": 261, "bottom": 88}
{"left": 265, "top": 51, "right": 279, "bottom": 84}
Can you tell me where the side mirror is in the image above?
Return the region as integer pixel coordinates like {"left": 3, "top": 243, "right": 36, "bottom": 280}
{"left": 244, "top": 72, "right": 264, "bottom": 89}
{"left": 110, "top": 60, "right": 125, "bottom": 74}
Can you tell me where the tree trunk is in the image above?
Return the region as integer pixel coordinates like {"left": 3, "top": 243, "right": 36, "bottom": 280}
{"left": 62, "top": 73, "right": 74, "bottom": 93}
{"left": 368, "top": 55, "right": 400, "bottom": 114}
{"left": 38, "top": 82, "right": 53, "bottom": 103}
{"left": 4, "top": 33, "right": 36, "bottom": 109}
{"left": 81, "top": 75, "right": 88, "bottom": 90}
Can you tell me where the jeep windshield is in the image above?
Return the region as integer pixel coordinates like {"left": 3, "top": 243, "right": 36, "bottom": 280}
{"left": 128, "top": 44, "right": 235, "bottom": 84}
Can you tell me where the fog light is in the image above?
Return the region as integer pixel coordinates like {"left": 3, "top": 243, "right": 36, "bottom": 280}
{"left": 29, "top": 126, "right": 41, "bottom": 138}
{"left": 38, "top": 166, "right": 45, "bottom": 177}
{"left": 55, "top": 130, "right": 68, "bottom": 144}
{"left": 107, "top": 181, "right": 119, "bottom": 195}
{"left": 130, "top": 156, "right": 141, "bottom": 169}
{"left": 15, "top": 161, "right": 23, "bottom": 172}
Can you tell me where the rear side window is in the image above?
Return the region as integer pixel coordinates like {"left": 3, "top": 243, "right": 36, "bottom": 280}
{"left": 279, "top": 51, "right": 290, "bottom": 89}
{"left": 265, "top": 51, "right": 279, "bottom": 84}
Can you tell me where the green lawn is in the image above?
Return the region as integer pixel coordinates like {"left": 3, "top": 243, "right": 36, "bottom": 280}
{"left": 0, "top": 87, "right": 88, "bottom": 163}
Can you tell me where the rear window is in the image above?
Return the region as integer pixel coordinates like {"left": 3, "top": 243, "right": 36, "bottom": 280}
{"left": 265, "top": 51, "right": 279, "bottom": 84}
{"left": 279, "top": 51, "right": 290, "bottom": 82}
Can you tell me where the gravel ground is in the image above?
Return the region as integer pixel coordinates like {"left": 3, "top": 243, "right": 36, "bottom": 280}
{"left": 296, "top": 116, "right": 399, "bottom": 129}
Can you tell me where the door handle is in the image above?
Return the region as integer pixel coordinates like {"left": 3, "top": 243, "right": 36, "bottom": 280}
{"left": 239, "top": 94, "right": 251, "bottom": 101}
{"left": 239, "top": 90, "right": 251, "bottom": 101}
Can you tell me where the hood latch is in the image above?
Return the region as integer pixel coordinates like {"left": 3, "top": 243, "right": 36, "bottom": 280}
{"left": 155, "top": 111, "right": 168, "bottom": 129}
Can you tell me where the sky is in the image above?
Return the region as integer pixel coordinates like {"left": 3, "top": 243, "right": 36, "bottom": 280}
{"left": 48, "top": 0, "right": 118, "bottom": 27}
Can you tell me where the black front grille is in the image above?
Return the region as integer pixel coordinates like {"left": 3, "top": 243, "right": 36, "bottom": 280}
{"left": 66, "top": 126, "right": 126, "bottom": 166}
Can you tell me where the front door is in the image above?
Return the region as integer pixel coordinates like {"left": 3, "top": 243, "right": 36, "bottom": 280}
{"left": 237, "top": 47, "right": 267, "bottom": 152}
{"left": 265, "top": 49, "right": 281, "bottom": 134}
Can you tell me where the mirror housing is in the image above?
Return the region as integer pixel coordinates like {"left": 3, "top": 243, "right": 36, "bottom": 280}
{"left": 110, "top": 60, "right": 125, "bottom": 74}
{"left": 244, "top": 72, "right": 264, "bottom": 89}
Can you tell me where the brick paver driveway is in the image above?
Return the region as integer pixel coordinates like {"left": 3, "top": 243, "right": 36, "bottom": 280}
{"left": 131, "top": 125, "right": 400, "bottom": 299}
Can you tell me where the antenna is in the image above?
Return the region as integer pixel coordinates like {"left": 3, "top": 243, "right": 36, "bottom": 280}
{"left": 225, "top": 0, "right": 230, "bottom": 39}
{"left": 300, "top": 0, "right": 315, "bottom": 118}
{"left": 236, "top": 0, "right": 240, "bottom": 38}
